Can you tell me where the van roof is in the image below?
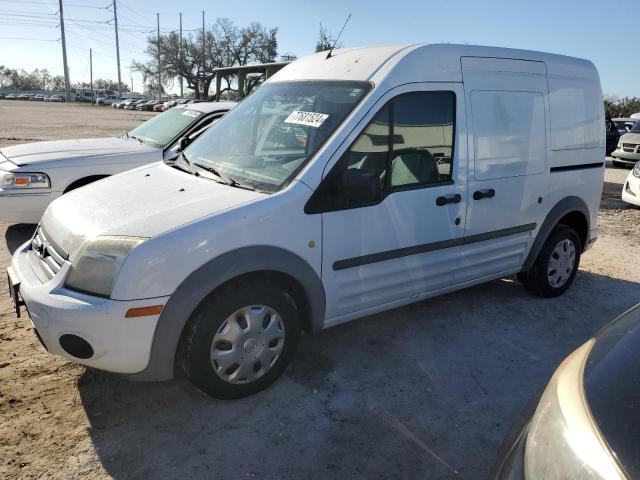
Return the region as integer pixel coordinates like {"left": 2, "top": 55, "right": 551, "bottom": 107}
{"left": 269, "top": 43, "right": 597, "bottom": 85}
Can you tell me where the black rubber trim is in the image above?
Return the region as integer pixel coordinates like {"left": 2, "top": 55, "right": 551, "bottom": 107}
{"left": 333, "top": 223, "right": 536, "bottom": 271}
{"left": 550, "top": 162, "right": 604, "bottom": 172}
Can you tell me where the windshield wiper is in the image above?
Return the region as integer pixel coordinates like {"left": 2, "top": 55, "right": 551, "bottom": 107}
{"left": 171, "top": 152, "right": 195, "bottom": 174}
{"left": 130, "top": 134, "right": 144, "bottom": 145}
{"left": 193, "top": 163, "right": 255, "bottom": 191}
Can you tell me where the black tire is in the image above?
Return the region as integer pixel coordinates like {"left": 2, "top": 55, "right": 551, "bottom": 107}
{"left": 522, "top": 225, "right": 581, "bottom": 298}
{"left": 177, "top": 280, "right": 300, "bottom": 399}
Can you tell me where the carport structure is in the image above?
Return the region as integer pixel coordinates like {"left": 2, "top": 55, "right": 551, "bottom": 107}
{"left": 212, "top": 61, "right": 291, "bottom": 101}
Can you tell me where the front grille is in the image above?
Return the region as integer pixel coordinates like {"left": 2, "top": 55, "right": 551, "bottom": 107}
{"left": 623, "top": 143, "right": 639, "bottom": 153}
{"left": 31, "top": 226, "right": 68, "bottom": 280}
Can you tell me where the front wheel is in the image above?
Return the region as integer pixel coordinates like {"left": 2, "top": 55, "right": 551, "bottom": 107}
{"left": 521, "top": 225, "right": 581, "bottom": 298}
{"left": 178, "top": 281, "right": 300, "bottom": 399}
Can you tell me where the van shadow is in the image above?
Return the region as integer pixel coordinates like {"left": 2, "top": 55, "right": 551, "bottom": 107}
{"left": 5, "top": 223, "right": 36, "bottom": 254}
{"left": 78, "top": 270, "right": 640, "bottom": 480}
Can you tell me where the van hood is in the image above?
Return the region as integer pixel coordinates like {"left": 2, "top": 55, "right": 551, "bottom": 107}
{"left": 40, "top": 162, "right": 265, "bottom": 256}
{"left": 0, "top": 136, "right": 158, "bottom": 166}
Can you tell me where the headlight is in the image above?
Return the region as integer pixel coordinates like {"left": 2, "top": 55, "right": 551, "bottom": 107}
{"left": 1, "top": 172, "right": 50, "bottom": 189}
{"left": 633, "top": 162, "right": 640, "bottom": 178}
{"left": 64, "top": 237, "right": 144, "bottom": 298}
{"left": 524, "top": 340, "right": 627, "bottom": 479}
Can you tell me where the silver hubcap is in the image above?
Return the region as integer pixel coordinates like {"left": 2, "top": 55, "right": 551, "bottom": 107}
{"left": 547, "top": 239, "right": 576, "bottom": 288}
{"left": 211, "top": 305, "right": 285, "bottom": 384}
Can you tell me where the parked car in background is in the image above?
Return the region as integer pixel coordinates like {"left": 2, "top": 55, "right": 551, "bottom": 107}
{"left": 0, "top": 93, "right": 5, "bottom": 99}
{"left": 0, "top": 101, "right": 234, "bottom": 223}
{"left": 621, "top": 161, "right": 640, "bottom": 206}
{"left": 612, "top": 117, "right": 638, "bottom": 135}
{"left": 17, "top": 94, "right": 29, "bottom": 100}
{"left": 5, "top": 94, "right": 16, "bottom": 100}
{"left": 33, "top": 94, "right": 46, "bottom": 102}
{"left": 606, "top": 117, "right": 620, "bottom": 156}
{"left": 48, "top": 95, "right": 63, "bottom": 102}
{"left": 153, "top": 103, "right": 165, "bottom": 112}
{"left": 112, "top": 99, "right": 126, "bottom": 109}
{"left": 95, "top": 95, "right": 120, "bottom": 106}
{"left": 491, "top": 303, "right": 640, "bottom": 480}
{"left": 162, "top": 100, "right": 178, "bottom": 111}
{"left": 125, "top": 99, "right": 146, "bottom": 110}
{"left": 611, "top": 120, "right": 640, "bottom": 167}
{"left": 137, "top": 100, "right": 161, "bottom": 111}
{"left": 119, "top": 99, "right": 136, "bottom": 109}
{"left": 6, "top": 44, "right": 605, "bottom": 399}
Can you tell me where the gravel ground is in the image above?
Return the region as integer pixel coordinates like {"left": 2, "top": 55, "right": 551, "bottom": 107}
{"left": 0, "top": 101, "right": 639, "bottom": 480}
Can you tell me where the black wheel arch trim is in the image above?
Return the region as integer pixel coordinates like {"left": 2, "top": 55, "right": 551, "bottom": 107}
{"left": 522, "top": 196, "right": 591, "bottom": 272}
{"left": 127, "top": 245, "right": 326, "bottom": 381}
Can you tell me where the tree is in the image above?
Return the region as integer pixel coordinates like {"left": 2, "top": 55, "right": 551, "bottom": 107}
{"left": 315, "top": 22, "right": 341, "bottom": 53}
{"left": 132, "top": 17, "right": 278, "bottom": 99}
{"left": 605, "top": 95, "right": 640, "bottom": 117}
{"left": 73, "top": 79, "right": 130, "bottom": 93}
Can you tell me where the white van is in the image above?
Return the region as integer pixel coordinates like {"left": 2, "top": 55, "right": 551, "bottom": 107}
{"left": 8, "top": 44, "right": 605, "bottom": 399}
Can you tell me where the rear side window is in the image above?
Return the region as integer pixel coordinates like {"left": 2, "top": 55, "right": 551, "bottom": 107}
{"left": 471, "top": 90, "right": 546, "bottom": 180}
{"left": 306, "top": 91, "right": 456, "bottom": 213}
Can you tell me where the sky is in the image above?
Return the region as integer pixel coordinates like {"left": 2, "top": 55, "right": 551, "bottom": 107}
{"left": 0, "top": 0, "right": 637, "bottom": 97}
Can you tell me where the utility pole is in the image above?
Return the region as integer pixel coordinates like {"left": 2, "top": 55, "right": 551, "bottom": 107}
{"left": 202, "top": 10, "right": 205, "bottom": 98}
{"left": 58, "top": 0, "right": 71, "bottom": 101}
{"left": 157, "top": 12, "right": 161, "bottom": 99}
{"left": 112, "top": 0, "right": 122, "bottom": 98}
{"left": 130, "top": 74, "right": 133, "bottom": 94}
{"left": 179, "top": 12, "right": 183, "bottom": 98}
{"left": 89, "top": 48, "right": 93, "bottom": 105}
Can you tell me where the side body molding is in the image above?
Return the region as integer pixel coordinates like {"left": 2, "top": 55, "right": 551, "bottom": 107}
{"left": 522, "top": 196, "right": 591, "bottom": 272}
{"left": 129, "top": 246, "right": 326, "bottom": 381}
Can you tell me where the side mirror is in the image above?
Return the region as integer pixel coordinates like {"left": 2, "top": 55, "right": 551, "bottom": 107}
{"left": 179, "top": 136, "right": 191, "bottom": 151}
{"left": 339, "top": 169, "right": 382, "bottom": 205}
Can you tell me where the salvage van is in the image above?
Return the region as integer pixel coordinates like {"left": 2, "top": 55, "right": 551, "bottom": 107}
{"left": 8, "top": 44, "right": 605, "bottom": 399}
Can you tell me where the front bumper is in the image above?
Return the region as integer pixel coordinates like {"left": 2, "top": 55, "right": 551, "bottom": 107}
{"left": 0, "top": 190, "right": 59, "bottom": 224}
{"left": 622, "top": 173, "right": 640, "bottom": 207}
{"left": 611, "top": 149, "right": 640, "bottom": 163}
{"left": 9, "top": 240, "right": 170, "bottom": 374}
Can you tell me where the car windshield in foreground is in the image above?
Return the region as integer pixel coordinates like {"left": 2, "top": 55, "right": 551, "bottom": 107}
{"left": 630, "top": 122, "right": 640, "bottom": 133}
{"left": 128, "top": 107, "right": 203, "bottom": 147}
{"left": 183, "top": 81, "right": 371, "bottom": 193}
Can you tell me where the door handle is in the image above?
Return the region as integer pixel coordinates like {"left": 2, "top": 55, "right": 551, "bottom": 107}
{"left": 436, "top": 193, "right": 462, "bottom": 206}
{"left": 473, "top": 189, "right": 495, "bottom": 200}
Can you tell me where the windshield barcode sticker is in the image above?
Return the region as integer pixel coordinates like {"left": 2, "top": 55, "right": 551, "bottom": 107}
{"left": 284, "top": 111, "right": 329, "bottom": 128}
{"left": 182, "top": 110, "right": 201, "bottom": 117}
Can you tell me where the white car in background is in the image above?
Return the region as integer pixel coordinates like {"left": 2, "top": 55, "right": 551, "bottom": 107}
{"left": 0, "top": 101, "right": 235, "bottom": 223}
{"left": 622, "top": 162, "right": 640, "bottom": 206}
{"left": 611, "top": 120, "right": 640, "bottom": 167}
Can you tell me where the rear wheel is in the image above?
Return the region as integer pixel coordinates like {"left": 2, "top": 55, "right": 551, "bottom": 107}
{"left": 178, "top": 281, "right": 300, "bottom": 399}
{"left": 521, "top": 225, "right": 581, "bottom": 298}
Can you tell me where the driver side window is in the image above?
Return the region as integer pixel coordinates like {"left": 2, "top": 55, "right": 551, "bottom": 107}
{"left": 306, "top": 91, "right": 455, "bottom": 213}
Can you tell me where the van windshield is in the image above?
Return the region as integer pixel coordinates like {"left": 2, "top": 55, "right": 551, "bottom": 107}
{"left": 183, "top": 81, "right": 371, "bottom": 193}
{"left": 128, "top": 107, "right": 203, "bottom": 147}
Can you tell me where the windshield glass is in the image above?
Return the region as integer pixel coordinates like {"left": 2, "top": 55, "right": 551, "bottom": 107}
{"left": 183, "top": 81, "right": 370, "bottom": 192}
{"left": 128, "top": 107, "right": 203, "bottom": 147}
{"left": 630, "top": 121, "right": 640, "bottom": 133}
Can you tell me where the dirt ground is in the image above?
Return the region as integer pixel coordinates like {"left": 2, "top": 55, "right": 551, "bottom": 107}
{"left": 1, "top": 100, "right": 639, "bottom": 480}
